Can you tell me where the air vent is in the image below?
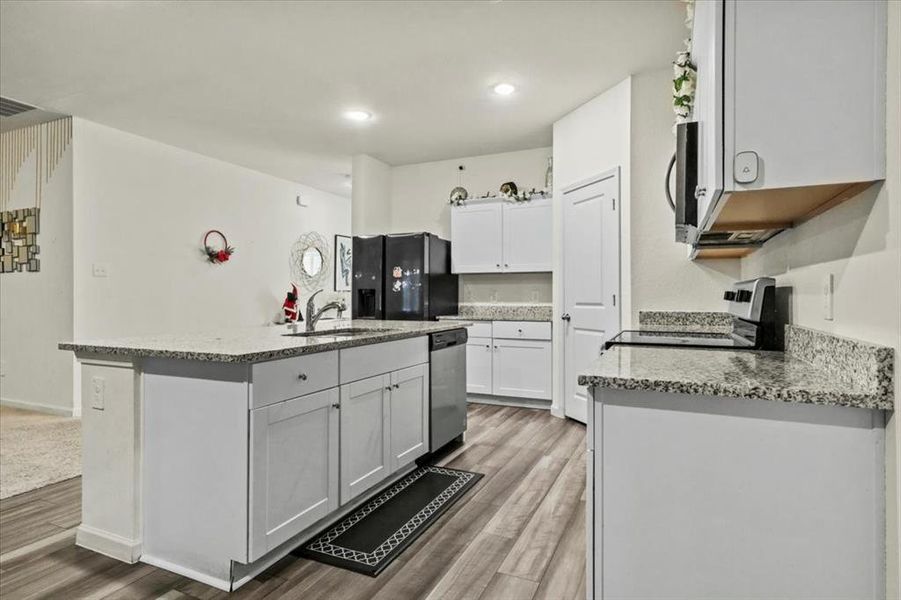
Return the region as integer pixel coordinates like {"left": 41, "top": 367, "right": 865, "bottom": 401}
{"left": 0, "top": 97, "right": 37, "bottom": 118}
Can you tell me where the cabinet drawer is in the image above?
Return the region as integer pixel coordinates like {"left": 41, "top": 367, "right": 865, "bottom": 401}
{"left": 251, "top": 351, "right": 339, "bottom": 409}
{"left": 465, "top": 321, "right": 492, "bottom": 339}
{"left": 340, "top": 337, "right": 428, "bottom": 384}
{"left": 492, "top": 321, "right": 551, "bottom": 341}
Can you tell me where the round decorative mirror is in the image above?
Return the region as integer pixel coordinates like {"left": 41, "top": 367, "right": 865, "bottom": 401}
{"left": 301, "top": 247, "right": 323, "bottom": 276}
{"left": 290, "top": 231, "right": 331, "bottom": 291}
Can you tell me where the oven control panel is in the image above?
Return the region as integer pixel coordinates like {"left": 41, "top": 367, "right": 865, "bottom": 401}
{"left": 725, "top": 277, "right": 775, "bottom": 323}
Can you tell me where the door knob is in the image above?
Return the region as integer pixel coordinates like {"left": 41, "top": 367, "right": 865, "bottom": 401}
{"left": 561, "top": 313, "right": 571, "bottom": 321}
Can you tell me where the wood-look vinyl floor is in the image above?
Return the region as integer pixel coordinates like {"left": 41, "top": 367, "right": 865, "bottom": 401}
{"left": 0, "top": 404, "right": 586, "bottom": 600}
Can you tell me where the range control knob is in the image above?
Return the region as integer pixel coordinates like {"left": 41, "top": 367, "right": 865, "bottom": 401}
{"left": 736, "top": 289, "right": 753, "bottom": 302}
{"left": 723, "top": 291, "right": 737, "bottom": 301}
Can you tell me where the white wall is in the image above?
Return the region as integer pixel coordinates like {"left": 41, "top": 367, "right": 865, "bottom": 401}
{"left": 351, "top": 154, "right": 391, "bottom": 236}
{"left": 390, "top": 147, "right": 551, "bottom": 239}
{"left": 630, "top": 69, "right": 740, "bottom": 323}
{"left": 742, "top": 4, "right": 900, "bottom": 591}
{"left": 72, "top": 118, "right": 351, "bottom": 342}
{"left": 551, "top": 78, "right": 632, "bottom": 416}
{"left": 0, "top": 121, "right": 74, "bottom": 415}
{"left": 553, "top": 77, "right": 632, "bottom": 325}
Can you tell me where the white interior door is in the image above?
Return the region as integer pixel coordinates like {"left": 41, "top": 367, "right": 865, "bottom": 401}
{"left": 563, "top": 170, "right": 621, "bottom": 423}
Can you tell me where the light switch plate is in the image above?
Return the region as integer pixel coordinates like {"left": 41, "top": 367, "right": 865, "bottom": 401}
{"left": 91, "top": 376, "right": 105, "bottom": 410}
{"left": 823, "top": 273, "right": 834, "bottom": 321}
{"left": 734, "top": 151, "right": 759, "bottom": 184}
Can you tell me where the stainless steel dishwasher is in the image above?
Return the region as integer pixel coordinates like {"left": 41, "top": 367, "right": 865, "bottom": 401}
{"left": 429, "top": 329, "right": 467, "bottom": 452}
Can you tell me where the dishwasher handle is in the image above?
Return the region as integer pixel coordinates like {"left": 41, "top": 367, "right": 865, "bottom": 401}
{"left": 430, "top": 329, "right": 468, "bottom": 350}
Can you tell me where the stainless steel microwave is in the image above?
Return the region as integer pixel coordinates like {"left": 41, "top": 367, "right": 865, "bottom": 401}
{"left": 666, "top": 121, "right": 698, "bottom": 244}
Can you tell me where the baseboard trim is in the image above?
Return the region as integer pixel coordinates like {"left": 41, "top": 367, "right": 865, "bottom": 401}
{"left": 141, "top": 554, "right": 231, "bottom": 592}
{"left": 76, "top": 525, "right": 142, "bottom": 563}
{"left": 0, "top": 397, "right": 76, "bottom": 417}
{"left": 467, "top": 394, "right": 551, "bottom": 410}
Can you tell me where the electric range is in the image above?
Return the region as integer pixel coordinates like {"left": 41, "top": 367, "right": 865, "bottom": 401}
{"left": 605, "top": 277, "right": 778, "bottom": 351}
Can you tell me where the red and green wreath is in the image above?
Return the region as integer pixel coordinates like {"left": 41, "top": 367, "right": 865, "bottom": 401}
{"left": 203, "top": 230, "right": 235, "bottom": 264}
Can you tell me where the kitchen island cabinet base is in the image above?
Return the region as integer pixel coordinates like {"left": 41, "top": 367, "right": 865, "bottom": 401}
{"left": 587, "top": 387, "right": 886, "bottom": 600}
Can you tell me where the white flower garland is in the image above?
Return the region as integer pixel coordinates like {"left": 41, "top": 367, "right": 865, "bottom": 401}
{"left": 673, "top": 0, "right": 697, "bottom": 133}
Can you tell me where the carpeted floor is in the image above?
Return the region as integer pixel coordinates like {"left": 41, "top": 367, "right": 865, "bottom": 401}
{"left": 0, "top": 405, "right": 81, "bottom": 499}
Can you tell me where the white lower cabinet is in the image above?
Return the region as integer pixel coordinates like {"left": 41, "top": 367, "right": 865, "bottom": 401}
{"left": 249, "top": 387, "right": 339, "bottom": 561}
{"left": 466, "top": 337, "right": 493, "bottom": 394}
{"left": 388, "top": 364, "right": 429, "bottom": 472}
{"left": 464, "top": 321, "right": 552, "bottom": 402}
{"left": 141, "top": 337, "right": 433, "bottom": 591}
{"left": 492, "top": 339, "right": 552, "bottom": 400}
{"left": 339, "top": 373, "right": 391, "bottom": 505}
{"left": 339, "top": 363, "right": 430, "bottom": 505}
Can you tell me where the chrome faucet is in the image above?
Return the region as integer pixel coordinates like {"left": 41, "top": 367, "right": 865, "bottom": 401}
{"left": 305, "top": 289, "right": 347, "bottom": 333}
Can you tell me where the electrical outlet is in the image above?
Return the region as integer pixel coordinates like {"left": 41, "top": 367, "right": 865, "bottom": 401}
{"left": 823, "top": 273, "right": 834, "bottom": 321}
{"left": 92, "top": 263, "right": 108, "bottom": 278}
{"left": 91, "top": 376, "right": 105, "bottom": 410}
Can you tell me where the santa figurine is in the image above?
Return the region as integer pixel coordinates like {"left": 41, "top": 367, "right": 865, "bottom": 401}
{"left": 282, "top": 284, "right": 302, "bottom": 322}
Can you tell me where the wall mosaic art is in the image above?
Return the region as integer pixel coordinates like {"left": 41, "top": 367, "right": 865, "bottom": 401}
{"left": 0, "top": 207, "right": 40, "bottom": 273}
{"left": 0, "top": 117, "right": 71, "bottom": 275}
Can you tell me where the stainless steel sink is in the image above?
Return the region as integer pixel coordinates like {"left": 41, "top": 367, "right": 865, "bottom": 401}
{"left": 282, "top": 327, "right": 396, "bottom": 338}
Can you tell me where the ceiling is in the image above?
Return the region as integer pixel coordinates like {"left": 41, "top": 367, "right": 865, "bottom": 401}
{"left": 0, "top": 1, "right": 685, "bottom": 197}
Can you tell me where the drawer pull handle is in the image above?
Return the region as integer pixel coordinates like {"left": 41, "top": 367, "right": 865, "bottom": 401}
{"left": 517, "top": 329, "right": 523, "bottom": 333}
{"left": 485, "top": 344, "right": 490, "bottom": 349}
{"left": 385, "top": 386, "right": 392, "bottom": 392}
{"left": 298, "top": 373, "right": 308, "bottom": 381}
{"left": 393, "top": 383, "right": 400, "bottom": 389}
{"left": 332, "top": 403, "right": 340, "bottom": 410}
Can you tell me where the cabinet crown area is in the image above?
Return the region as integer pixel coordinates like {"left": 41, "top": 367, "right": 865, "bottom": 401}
{"left": 450, "top": 197, "right": 552, "bottom": 273}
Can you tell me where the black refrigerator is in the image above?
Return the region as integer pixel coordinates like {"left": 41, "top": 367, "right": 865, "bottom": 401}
{"left": 351, "top": 233, "right": 458, "bottom": 320}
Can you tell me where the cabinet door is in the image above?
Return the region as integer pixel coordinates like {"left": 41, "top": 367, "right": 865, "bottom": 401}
{"left": 249, "top": 387, "right": 339, "bottom": 560}
{"left": 466, "top": 338, "right": 493, "bottom": 395}
{"left": 340, "top": 374, "right": 391, "bottom": 505}
{"left": 502, "top": 198, "right": 552, "bottom": 272}
{"left": 692, "top": 0, "right": 724, "bottom": 228}
{"left": 450, "top": 201, "right": 503, "bottom": 273}
{"left": 389, "top": 364, "right": 429, "bottom": 472}
{"left": 492, "top": 339, "right": 552, "bottom": 400}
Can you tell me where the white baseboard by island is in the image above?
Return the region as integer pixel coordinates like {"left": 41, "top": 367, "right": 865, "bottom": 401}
{"left": 76, "top": 525, "right": 142, "bottom": 563}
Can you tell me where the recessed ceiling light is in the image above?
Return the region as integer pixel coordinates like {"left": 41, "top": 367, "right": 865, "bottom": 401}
{"left": 493, "top": 83, "right": 516, "bottom": 96}
{"left": 344, "top": 110, "right": 372, "bottom": 121}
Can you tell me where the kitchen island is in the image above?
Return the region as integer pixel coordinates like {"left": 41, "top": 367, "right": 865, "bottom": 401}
{"left": 580, "top": 325, "right": 894, "bottom": 599}
{"left": 60, "top": 319, "right": 470, "bottom": 591}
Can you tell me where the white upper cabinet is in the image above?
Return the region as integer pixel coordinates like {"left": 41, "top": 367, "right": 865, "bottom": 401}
{"left": 502, "top": 197, "right": 553, "bottom": 272}
{"left": 451, "top": 198, "right": 552, "bottom": 273}
{"left": 451, "top": 201, "right": 504, "bottom": 273}
{"left": 692, "top": 0, "right": 886, "bottom": 244}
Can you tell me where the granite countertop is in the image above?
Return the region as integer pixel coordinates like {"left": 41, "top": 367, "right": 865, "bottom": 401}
{"left": 578, "top": 324, "right": 894, "bottom": 411}
{"left": 59, "top": 319, "right": 472, "bottom": 363}
{"left": 438, "top": 302, "right": 552, "bottom": 322}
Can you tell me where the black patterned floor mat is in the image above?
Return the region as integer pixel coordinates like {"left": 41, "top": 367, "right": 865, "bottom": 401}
{"left": 293, "top": 465, "right": 483, "bottom": 576}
